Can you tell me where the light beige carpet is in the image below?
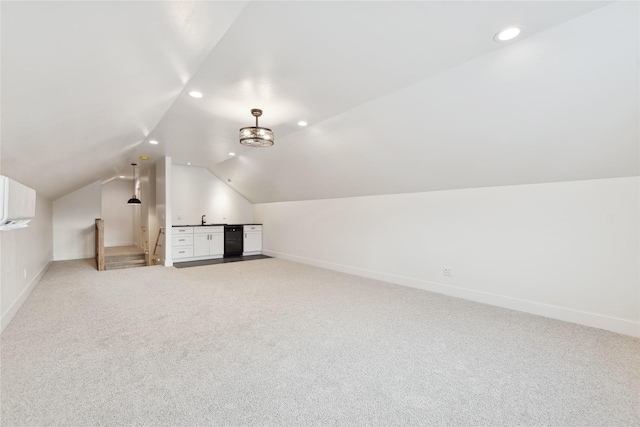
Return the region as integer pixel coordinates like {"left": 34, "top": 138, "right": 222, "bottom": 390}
{"left": 1, "top": 258, "right": 638, "bottom": 426}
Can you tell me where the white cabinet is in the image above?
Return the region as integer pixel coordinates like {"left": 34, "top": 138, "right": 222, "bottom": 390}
{"left": 172, "top": 245, "right": 193, "bottom": 259}
{"left": 171, "top": 226, "right": 223, "bottom": 261}
{"left": 171, "top": 224, "right": 260, "bottom": 261}
{"left": 243, "top": 225, "right": 262, "bottom": 255}
{"left": 172, "top": 227, "right": 194, "bottom": 260}
{"left": 193, "top": 226, "right": 224, "bottom": 258}
{"left": 173, "top": 227, "right": 192, "bottom": 235}
{"left": 193, "top": 233, "right": 209, "bottom": 257}
{"left": 172, "top": 234, "right": 193, "bottom": 247}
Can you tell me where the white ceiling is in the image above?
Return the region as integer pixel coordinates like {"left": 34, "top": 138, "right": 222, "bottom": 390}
{"left": 1, "top": 1, "right": 638, "bottom": 202}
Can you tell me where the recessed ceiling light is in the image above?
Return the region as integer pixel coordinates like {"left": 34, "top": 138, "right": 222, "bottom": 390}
{"left": 228, "top": 152, "right": 236, "bottom": 156}
{"left": 149, "top": 140, "right": 158, "bottom": 145}
{"left": 188, "top": 90, "right": 204, "bottom": 99}
{"left": 297, "top": 121, "right": 308, "bottom": 127}
{"left": 494, "top": 26, "right": 523, "bottom": 42}
{"left": 187, "top": 162, "right": 191, "bottom": 165}
{"left": 119, "top": 175, "right": 125, "bottom": 179}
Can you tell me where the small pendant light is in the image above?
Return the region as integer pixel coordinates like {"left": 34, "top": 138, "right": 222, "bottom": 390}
{"left": 127, "top": 163, "right": 141, "bottom": 205}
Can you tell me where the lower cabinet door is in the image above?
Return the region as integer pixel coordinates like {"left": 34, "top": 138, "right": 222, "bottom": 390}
{"left": 211, "top": 233, "right": 224, "bottom": 255}
{"left": 172, "top": 235, "right": 193, "bottom": 247}
{"left": 193, "top": 233, "right": 210, "bottom": 257}
{"left": 244, "top": 232, "right": 262, "bottom": 253}
{"left": 172, "top": 246, "right": 193, "bottom": 259}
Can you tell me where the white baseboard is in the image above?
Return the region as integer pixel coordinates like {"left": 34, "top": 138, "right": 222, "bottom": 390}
{"left": 53, "top": 252, "right": 95, "bottom": 261}
{"left": 263, "top": 250, "right": 639, "bottom": 338}
{"left": 1, "top": 261, "right": 52, "bottom": 334}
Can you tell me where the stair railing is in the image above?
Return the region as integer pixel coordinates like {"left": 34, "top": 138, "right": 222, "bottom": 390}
{"left": 95, "top": 218, "right": 105, "bottom": 271}
{"left": 141, "top": 226, "right": 149, "bottom": 254}
{"left": 152, "top": 227, "right": 165, "bottom": 264}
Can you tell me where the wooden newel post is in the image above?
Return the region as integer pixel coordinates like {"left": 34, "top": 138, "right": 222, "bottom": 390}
{"left": 95, "top": 218, "right": 105, "bottom": 271}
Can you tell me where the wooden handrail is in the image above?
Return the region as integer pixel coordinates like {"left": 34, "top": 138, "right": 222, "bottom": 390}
{"left": 152, "top": 227, "right": 165, "bottom": 264}
{"left": 141, "top": 226, "right": 148, "bottom": 253}
{"left": 95, "top": 218, "right": 105, "bottom": 271}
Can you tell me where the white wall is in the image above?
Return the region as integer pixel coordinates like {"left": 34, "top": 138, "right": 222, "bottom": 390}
{"left": 53, "top": 181, "right": 102, "bottom": 260}
{"left": 255, "top": 177, "right": 640, "bottom": 337}
{"left": 1, "top": 193, "right": 54, "bottom": 333}
{"left": 141, "top": 165, "right": 158, "bottom": 259}
{"left": 101, "top": 179, "right": 134, "bottom": 247}
{"left": 172, "top": 165, "right": 253, "bottom": 226}
{"left": 156, "top": 157, "right": 171, "bottom": 266}
{"left": 132, "top": 175, "right": 142, "bottom": 250}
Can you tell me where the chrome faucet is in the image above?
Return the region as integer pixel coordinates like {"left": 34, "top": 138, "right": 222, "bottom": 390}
{"left": 201, "top": 214, "right": 206, "bottom": 225}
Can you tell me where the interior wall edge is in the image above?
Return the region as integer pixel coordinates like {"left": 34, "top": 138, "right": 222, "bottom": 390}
{"left": 263, "top": 250, "right": 639, "bottom": 338}
{"left": 0, "top": 261, "right": 52, "bottom": 334}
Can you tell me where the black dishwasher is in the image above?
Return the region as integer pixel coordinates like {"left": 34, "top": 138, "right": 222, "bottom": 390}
{"left": 224, "top": 225, "right": 243, "bottom": 257}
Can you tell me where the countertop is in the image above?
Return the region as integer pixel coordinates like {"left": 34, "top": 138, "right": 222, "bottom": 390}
{"left": 172, "top": 223, "right": 262, "bottom": 227}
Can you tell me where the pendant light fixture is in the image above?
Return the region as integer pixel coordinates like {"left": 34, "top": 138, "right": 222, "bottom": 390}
{"left": 239, "top": 109, "right": 274, "bottom": 147}
{"left": 127, "top": 163, "right": 141, "bottom": 205}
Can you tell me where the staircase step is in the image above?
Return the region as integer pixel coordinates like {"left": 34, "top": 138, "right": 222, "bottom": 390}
{"left": 104, "top": 251, "right": 147, "bottom": 270}
{"left": 105, "top": 253, "right": 146, "bottom": 263}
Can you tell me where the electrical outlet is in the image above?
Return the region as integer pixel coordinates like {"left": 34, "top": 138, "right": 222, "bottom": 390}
{"left": 443, "top": 267, "right": 452, "bottom": 277}
{"left": 177, "top": 214, "right": 182, "bottom": 220}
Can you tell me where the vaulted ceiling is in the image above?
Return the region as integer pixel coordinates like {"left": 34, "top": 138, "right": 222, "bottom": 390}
{"left": 1, "top": 1, "right": 638, "bottom": 203}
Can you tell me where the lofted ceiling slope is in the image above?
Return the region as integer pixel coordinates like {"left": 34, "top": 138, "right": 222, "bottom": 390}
{"left": 1, "top": 0, "right": 249, "bottom": 199}
{"left": 1, "top": 1, "right": 637, "bottom": 203}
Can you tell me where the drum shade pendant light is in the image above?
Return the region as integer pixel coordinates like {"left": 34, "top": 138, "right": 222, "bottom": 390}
{"left": 127, "top": 163, "right": 141, "bottom": 205}
{"left": 239, "top": 109, "right": 274, "bottom": 147}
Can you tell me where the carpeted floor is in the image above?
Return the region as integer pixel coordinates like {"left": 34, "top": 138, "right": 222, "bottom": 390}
{"left": 1, "top": 258, "right": 638, "bottom": 426}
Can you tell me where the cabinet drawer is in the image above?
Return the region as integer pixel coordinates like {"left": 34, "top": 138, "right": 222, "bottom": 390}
{"left": 194, "top": 226, "right": 223, "bottom": 234}
{"left": 172, "top": 246, "right": 193, "bottom": 259}
{"left": 172, "top": 235, "right": 193, "bottom": 247}
{"left": 172, "top": 227, "right": 193, "bottom": 235}
{"left": 244, "top": 225, "right": 262, "bottom": 232}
